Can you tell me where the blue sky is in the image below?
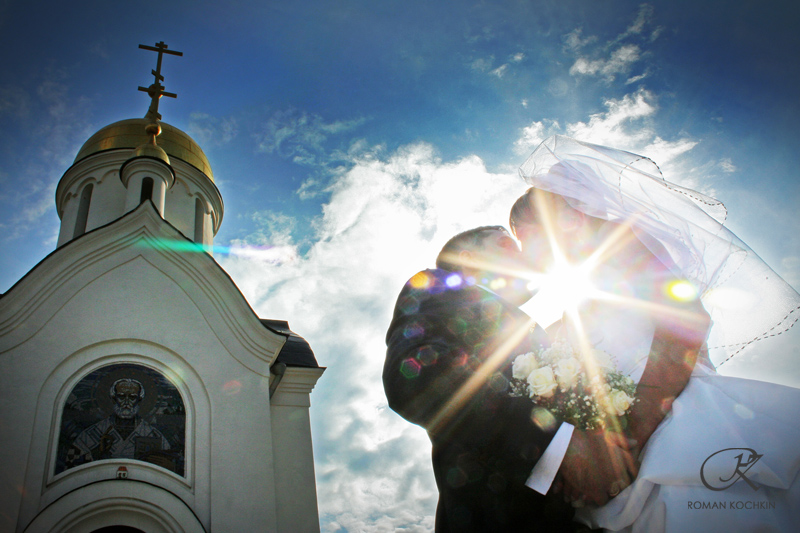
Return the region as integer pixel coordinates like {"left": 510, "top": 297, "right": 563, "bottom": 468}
{"left": 1, "top": 1, "right": 799, "bottom": 531}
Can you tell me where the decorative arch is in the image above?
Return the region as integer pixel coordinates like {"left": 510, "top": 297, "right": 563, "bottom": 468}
{"left": 23, "top": 480, "right": 206, "bottom": 533}
{"left": 56, "top": 363, "right": 186, "bottom": 477}
{"left": 14, "top": 341, "right": 211, "bottom": 530}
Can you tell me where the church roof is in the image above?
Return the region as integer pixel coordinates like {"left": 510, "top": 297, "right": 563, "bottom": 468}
{"left": 260, "top": 319, "right": 320, "bottom": 368}
{"left": 74, "top": 118, "right": 214, "bottom": 181}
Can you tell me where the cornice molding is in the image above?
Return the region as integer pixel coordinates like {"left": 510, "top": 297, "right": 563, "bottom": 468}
{"left": 0, "top": 203, "right": 283, "bottom": 375}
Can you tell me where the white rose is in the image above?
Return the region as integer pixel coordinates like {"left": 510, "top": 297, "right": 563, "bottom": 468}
{"left": 546, "top": 340, "right": 573, "bottom": 360}
{"left": 555, "top": 357, "right": 581, "bottom": 390}
{"left": 527, "top": 366, "right": 558, "bottom": 399}
{"left": 512, "top": 352, "right": 538, "bottom": 380}
{"left": 591, "top": 349, "right": 614, "bottom": 370}
{"left": 607, "top": 389, "right": 634, "bottom": 416}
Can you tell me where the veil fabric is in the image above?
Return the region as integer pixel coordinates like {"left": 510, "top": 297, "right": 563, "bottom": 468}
{"left": 519, "top": 135, "right": 800, "bottom": 366}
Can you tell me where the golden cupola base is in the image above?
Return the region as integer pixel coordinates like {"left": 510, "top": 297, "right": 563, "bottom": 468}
{"left": 56, "top": 119, "right": 223, "bottom": 249}
{"left": 74, "top": 118, "right": 214, "bottom": 181}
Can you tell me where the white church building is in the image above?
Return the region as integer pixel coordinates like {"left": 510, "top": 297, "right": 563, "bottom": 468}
{"left": 0, "top": 42, "right": 325, "bottom": 532}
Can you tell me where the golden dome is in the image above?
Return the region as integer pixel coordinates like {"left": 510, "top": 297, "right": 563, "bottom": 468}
{"left": 74, "top": 118, "right": 213, "bottom": 180}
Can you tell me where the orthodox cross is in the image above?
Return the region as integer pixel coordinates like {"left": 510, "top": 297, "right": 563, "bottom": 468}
{"left": 138, "top": 41, "right": 183, "bottom": 121}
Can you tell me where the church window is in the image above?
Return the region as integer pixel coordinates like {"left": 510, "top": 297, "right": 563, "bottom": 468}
{"left": 194, "top": 198, "right": 204, "bottom": 243}
{"left": 140, "top": 177, "right": 154, "bottom": 204}
{"left": 73, "top": 184, "right": 93, "bottom": 238}
{"left": 56, "top": 364, "right": 186, "bottom": 477}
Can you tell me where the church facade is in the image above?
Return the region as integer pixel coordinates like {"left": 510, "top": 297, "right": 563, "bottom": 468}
{"left": 0, "top": 44, "right": 325, "bottom": 533}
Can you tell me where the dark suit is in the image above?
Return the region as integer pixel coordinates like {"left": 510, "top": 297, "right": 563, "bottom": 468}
{"left": 384, "top": 269, "right": 575, "bottom": 532}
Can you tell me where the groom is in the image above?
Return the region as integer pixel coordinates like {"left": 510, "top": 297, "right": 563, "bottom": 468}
{"left": 384, "top": 226, "right": 638, "bottom": 532}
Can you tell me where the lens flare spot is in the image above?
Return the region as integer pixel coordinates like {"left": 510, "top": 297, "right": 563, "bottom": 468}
{"left": 734, "top": 403, "right": 754, "bottom": 420}
{"left": 530, "top": 407, "right": 557, "bottom": 432}
{"left": 416, "top": 346, "right": 439, "bottom": 366}
{"left": 489, "top": 277, "right": 507, "bottom": 291}
{"left": 403, "top": 322, "right": 425, "bottom": 338}
{"left": 489, "top": 373, "right": 509, "bottom": 392}
{"left": 400, "top": 358, "right": 422, "bottom": 379}
{"left": 447, "top": 467, "right": 468, "bottom": 488}
{"left": 445, "top": 273, "right": 463, "bottom": 288}
{"left": 400, "top": 297, "right": 421, "bottom": 315}
{"left": 410, "top": 272, "right": 431, "bottom": 289}
{"left": 223, "top": 380, "right": 242, "bottom": 395}
{"left": 667, "top": 280, "right": 698, "bottom": 301}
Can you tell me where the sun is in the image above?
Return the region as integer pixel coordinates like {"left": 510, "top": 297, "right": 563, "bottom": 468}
{"left": 521, "top": 258, "right": 596, "bottom": 327}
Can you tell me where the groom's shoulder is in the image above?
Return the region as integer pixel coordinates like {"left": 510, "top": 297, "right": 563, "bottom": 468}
{"left": 389, "top": 269, "right": 480, "bottom": 322}
{"left": 394, "top": 268, "right": 485, "bottom": 305}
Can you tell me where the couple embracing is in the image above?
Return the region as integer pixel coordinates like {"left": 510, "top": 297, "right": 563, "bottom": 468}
{"left": 384, "top": 136, "right": 800, "bottom": 532}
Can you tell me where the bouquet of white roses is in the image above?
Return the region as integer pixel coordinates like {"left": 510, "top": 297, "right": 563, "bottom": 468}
{"left": 510, "top": 339, "right": 637, "bottom": 430}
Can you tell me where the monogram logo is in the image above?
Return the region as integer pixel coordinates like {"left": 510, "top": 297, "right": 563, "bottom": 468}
{"left": 700, "top": 448, "right": 763, "bottom": 491}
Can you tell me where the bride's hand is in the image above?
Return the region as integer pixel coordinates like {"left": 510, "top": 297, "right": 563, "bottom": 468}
{"left": 558, "top": 428, "right": 639, "bottom": 506}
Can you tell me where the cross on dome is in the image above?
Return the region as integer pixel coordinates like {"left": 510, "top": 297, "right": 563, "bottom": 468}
{"left": 137, "top": 41, "right": 183, "bottom": 121}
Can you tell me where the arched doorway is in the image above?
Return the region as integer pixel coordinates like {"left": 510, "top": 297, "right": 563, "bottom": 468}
{"left": 25, "top": 480, "right": 205, "bottom": 533}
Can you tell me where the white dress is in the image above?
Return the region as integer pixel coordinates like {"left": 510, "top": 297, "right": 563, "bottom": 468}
{"left": 572, "top": 302, "right": 800, "bottom": 533}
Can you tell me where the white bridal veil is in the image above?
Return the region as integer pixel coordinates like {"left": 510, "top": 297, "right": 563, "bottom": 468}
{"left": 519, "top": 135, "right": 800, "bottom": 366}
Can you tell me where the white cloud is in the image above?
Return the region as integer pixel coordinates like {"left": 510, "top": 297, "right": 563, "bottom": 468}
{"left": 625, "top": 72, "right": 648, "bottom": 85}
{"left": 0, "top": 71, "right": 94, "bottom": 243}
{"left": 515, "top": 87, "right": 661, "bottom": 155}
{"left": 490, "top": 64, "right": 508, "bottom": 78}
{"left": 296, "top": 176, "right": 326, "bottom": 200}
{"left": 565, "top": 87, "right": 656, "bottom": 146}
{"left": 569, "top": 44, "right": 641, "bottom": 81}
{"left": 649, "top": 26, "right": 664, "bottom": 42}
{"left": 35, "top": 73, "right": 94, "bottom": 169}
{"left": 466, "top": 26, "right": 498, "bottom": 44}
{"left": 469, "top": 56, "right": 494, "bottom": 73}
{"left": 608, "top": 4, "right": 658, "bottom": 47}
{"left": 513, "top": 119, "right": 560, "bottom": 155}
{"left": 187, "top": 112, "right": 238, "bottom": 145}
{"left": 565, "top": 5, "right": 657, "bottom": 83}
{"left": 513, "top": 88, "right": 700, "bottom": 189}
{"left": 622, "top": 3, "right": 654, "bottom": 37}
{"left": 719, "top": 158, "right": 737, "bottom": 173}
{"left": 641, "top": 136, "right": 698, "bottom": 165}
{"left": 472, "top": 54, "right": 521, "bottom": 78}
{"left": 562, "top": 28, "right": 597, "bottom": 53}
{"left": 236, "top": 210, "right": 298, "bottom": 247}
{"left": 255, "top": 109, "right": 366, "bottom": 166}
{"left": 566, "top": 90, "right": 701, "bottom": 186}
{"left": 219, "top": 142, "right": 527, "bottom": 532}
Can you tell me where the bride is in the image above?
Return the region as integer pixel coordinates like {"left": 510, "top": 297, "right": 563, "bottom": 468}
{"left": 509, "top": 136, "right": 800, "bottom": 532}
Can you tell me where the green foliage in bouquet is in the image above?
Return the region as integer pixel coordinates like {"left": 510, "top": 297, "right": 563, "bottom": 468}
{"left": 510, "top": 339, "right": 637, "bottom": 430}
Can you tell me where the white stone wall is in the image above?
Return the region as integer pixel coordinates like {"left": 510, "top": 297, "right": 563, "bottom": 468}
{"left": 57, "top": 152, "right": 222, "bottom": 249}
{"left": 271, "top": 367, "right": 325, "bottom": 533}
{"left": 0, "top": 206, "right": 322, "bottom": 532}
